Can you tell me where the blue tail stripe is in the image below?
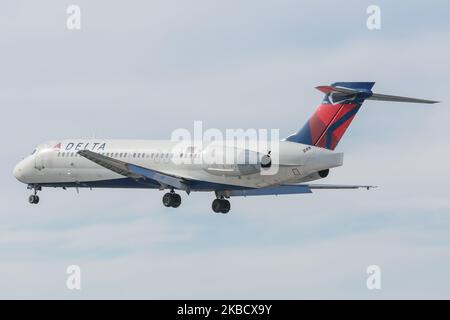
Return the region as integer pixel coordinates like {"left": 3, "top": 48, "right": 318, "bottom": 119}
{"left": 325, "top": 106, "right": 361, "bottom": 149}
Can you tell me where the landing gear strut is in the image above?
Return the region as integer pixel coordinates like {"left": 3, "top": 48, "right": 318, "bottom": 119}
{"left": 28, "top": 185, "right": 41, "bottom": 204}
{"left": 212, "top": 198, "right": 231, "bottom": 214}
{"left": 162, "top": 191, "right": 181, "bottom": 208}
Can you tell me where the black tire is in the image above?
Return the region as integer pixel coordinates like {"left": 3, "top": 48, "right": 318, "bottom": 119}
{"left": 221, "top": 200, "right": 230, "bottom": 214}
{"left": 171, "top": 194, "right": 181, "bottom": 208}
{"left": 162, "top": 193, "right": 173, "bottom": 207}
{"left": 34, "top": 195, "right": 40, "bottom": 204}
{"left": 28, "top": 195, "right": 35, "bottom": 204}
{"left": 212, "top": 199, "right": 223, "bottom": 213}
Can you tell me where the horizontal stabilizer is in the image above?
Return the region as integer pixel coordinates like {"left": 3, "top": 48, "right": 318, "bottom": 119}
{"left": 316, "top": 85, "right": 439, "bottom": 104}
{"left": 367, "top": 92, "right": 439, "bottom": 104}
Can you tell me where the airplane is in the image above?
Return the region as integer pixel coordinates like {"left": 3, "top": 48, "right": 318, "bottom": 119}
{"left": 13, "top": 82, "right": 438, "bottom": 213}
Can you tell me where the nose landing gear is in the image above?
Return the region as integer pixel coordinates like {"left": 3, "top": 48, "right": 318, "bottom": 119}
{"left": 28, "top": 185, "right": 41, "bottom": 204}
{"left": 28, "top": 194, "right": 39, "bottom": 204}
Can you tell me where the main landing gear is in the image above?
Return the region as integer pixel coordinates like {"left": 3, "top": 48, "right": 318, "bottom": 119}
{"left": 162, "top": 191, "right": 182, "bottom": 208}
{"left": 212, "top": 198, "right": 231, "bottom": 214}
{"left": 28, "top": 185, "right": 41, "bottom": 204}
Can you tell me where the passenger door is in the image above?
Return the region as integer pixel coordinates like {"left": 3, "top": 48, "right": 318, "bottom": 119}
{"left": 34, "top": 152, "right": 45, "bottom": 170}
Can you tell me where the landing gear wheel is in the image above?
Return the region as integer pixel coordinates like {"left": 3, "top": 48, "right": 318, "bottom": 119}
{"left": 162, "top": 193, "right": 173, "bottom": 207}
{"left": 162, "top": 192, "right": 182, "bottom": 208}
{"left": 221, "top": 200, "right": 230, "bottom": 214}
{"left": 212, "top": 199, "right": 222, "bottom": 213}
{"left": 28, "top": 185, "right": 41, "bottom": 204}
{"left": 28, "top": 195, "right": 39, "bottom": 204}
{"left": 171, "top": 193, "right": 181, "bottom": 208}
{"left": 211, "top": 199, "right": 231, "bottom": 214}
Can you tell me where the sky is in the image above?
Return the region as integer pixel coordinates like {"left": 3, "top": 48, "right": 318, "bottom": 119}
{"left": 1, "top": 0, "right": 450, "bottom": 299}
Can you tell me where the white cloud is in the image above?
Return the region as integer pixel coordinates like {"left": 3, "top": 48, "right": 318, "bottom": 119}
{"left": 1, "top": 226, "right": 449, "bottom": 299}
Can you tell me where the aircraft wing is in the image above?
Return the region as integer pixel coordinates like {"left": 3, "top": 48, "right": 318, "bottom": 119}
{"left": 78, "top": 150, "right": 190, "bottom": 191}
{"left": 78, "top": 150, "right": 375, "bottom": 195}
{"left": 308, "top": 184, "right": 376, "bottom": 190}
{"left": 228, "top": 183, "right": 376, "bottom": 197}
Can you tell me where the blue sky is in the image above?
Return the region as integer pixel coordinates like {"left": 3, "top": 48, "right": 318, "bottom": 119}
{"left": 1, "top": 0, "right": 450, "bottom": 298}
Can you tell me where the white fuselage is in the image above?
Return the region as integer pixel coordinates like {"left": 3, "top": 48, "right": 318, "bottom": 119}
{"left": 13, "top": 139, "right": 343, "bottom": 191}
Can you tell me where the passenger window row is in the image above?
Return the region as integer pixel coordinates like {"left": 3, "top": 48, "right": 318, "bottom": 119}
{"left": 56, "top": 151, "right": 200, "bottom": 159}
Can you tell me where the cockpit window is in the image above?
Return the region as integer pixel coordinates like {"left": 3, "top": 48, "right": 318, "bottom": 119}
{"left": 30, "top": 149, "right": 37, "bottom": 155}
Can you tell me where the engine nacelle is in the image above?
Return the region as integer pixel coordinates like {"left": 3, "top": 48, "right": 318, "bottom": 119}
{"left": 260, "top": 153, "right": 272, "bottom": 168}
{"left": 201, "top": 146, "right": 268, "bottom": 176}
{"left": 299, "top": 169, "right": 330, "bottom": 183}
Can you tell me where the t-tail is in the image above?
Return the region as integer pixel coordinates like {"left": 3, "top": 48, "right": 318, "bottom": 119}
{"left": 285, "top": 82, "right": 438, "bottom": 150}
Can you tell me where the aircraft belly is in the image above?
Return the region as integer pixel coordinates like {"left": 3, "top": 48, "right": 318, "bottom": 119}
{"left": 29, "top": 168, "right": 122, "bottom": 184}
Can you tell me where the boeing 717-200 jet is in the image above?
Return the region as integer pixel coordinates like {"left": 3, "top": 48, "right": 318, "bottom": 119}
{"left": 13, "top": 82, "right": 437, "bottom": 213}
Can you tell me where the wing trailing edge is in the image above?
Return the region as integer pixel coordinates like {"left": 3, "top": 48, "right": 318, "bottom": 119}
{"left": 227, "top": 184, "right": 376, "bottom": 197}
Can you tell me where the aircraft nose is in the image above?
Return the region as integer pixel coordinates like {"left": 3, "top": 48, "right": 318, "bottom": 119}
{"left": 13, "top": 162, "right": 24, "bottom": 182}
